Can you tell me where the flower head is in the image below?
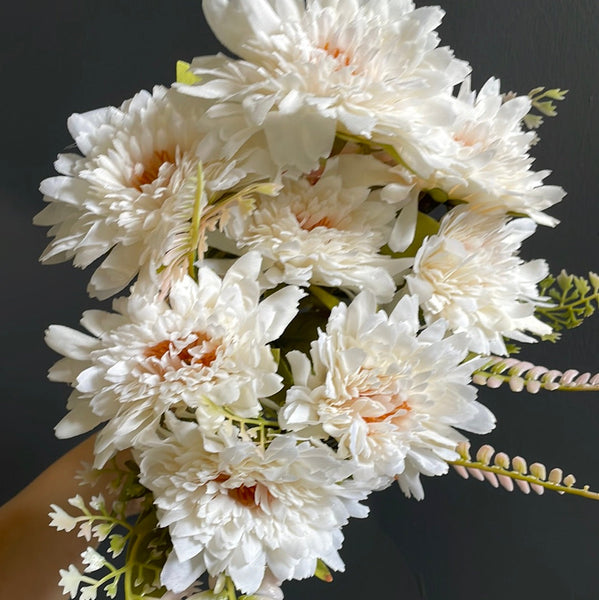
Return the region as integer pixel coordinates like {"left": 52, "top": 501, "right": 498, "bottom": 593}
{"left": 35, "top": 87, "right": 272, "bottom": 299}
{"left": 46, "top": 254, "right": 303, "bottom": 466}
{"left": 138, "top": 421, "right": 368, "bottom": 594}
{"left": 406, "top": 206, "right": 552, "bottom": 355}
{"left": 224, "top": 155, "right": 412, "bottom": 301}
{"left": 184, "top": 0, "right": 469, "bottom": 172}
{"left": 280, "top": 292, "right": 495, "bottom": 499}
{"left": 420, "top": 78, "right": 565, "bottom": 225}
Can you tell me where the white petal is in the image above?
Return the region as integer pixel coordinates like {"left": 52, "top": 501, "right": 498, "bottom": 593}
{"left": 264, "top": 109, "right": 336, "bottom": 173}
{"left": 161, "top": 551, "right": 206, "bottom": 594}
{"left": 45, "top": 325, "right": 97, "bottom": 360}
{"left": 258, "top": 286, "right": 304, "bottom": 342}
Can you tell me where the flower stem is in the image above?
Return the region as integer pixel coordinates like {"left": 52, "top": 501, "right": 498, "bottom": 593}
{"left": 187, "top": 162, "right": 205, "bottom": 277}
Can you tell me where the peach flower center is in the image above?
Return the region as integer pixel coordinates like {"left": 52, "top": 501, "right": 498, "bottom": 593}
{"left": 132, "top": 149, "right": 176, "bottom": 190}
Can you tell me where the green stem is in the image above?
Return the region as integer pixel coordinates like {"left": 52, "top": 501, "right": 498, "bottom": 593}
{"left": 124, "top": 514, "right": 160, "bottom": 600}
{"left": 187, "top": 163, "right": 205, "bottom": 277}
{"left": 72, "top": 514, "right": 133, "bottom": 532}
{"left": 537, "top": 293, "right": 598, "bottom": 316}
{"left": 309, "top": 285, "right": 341, "bottom": 310}
{"left": 203, "top": 397, "right": 280, "bottom": 429}
{"left": 81, "top": 566, "right": 127, "bottom": 591}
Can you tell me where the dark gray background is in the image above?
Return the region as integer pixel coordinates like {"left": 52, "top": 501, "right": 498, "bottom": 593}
{"left": 1, "top": 1, "right": 598, "bottom": 599}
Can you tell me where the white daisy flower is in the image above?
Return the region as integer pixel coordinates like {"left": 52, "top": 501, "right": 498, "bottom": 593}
{"left": 183, "top": 0, "right": 469, "bottom": 173}
{"left": 421, "top": 78, "right": 565, "bottom": 226}
{"left": 46, "top": 253, "right": 303, "bottom": 466}
{"left": 406, "top": 206, "right": 552, "bottom": 355}
{"left": 280, "top": 292, "right": 495, "bottom": 499}
{"left": 137, "top": 420, "right": 368, "bottom": 594}
{"left": 35, "top": 86, "right": 273, "bottom": 299}
{"left": 224, "top": 155, "right": 413, "bottom": 302}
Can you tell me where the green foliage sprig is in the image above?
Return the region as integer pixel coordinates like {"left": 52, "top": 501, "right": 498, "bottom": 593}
{"left": 50, "top": 460, "right": 175, "bottom": 600}
{"left": 523, "top": 87, "right": 568, "bottom": 129}
{"left": 536, "top": 270, "right": 599, "bottom": 335}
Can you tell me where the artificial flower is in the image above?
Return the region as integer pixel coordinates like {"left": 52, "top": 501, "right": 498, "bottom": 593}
{"left": 138, "top": 419, "right": 368, "bottom": 594}
{"left": 35, "top": 87, "right": 274, "bottom": 299}
{"left": 223, "top": 155, "right": 412, "bottom": 301}
{"left": 406, "top": 206, "right": 552, "bottom": 355}
{"left": 181, "top": 0, "right": 469, "bottom": 173}
{"left": 280, "top": 292, "right": 495, "bottom": 499}
{"left": 421, "top": 78, "right": 565, "bottom": 225}
{"left": 46, "top": 254, "right": 303, "bottom": 466}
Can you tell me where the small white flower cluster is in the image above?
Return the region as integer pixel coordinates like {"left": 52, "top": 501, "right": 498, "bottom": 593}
{"left": 39, "top": 1, "right": 565, "bottom": 598}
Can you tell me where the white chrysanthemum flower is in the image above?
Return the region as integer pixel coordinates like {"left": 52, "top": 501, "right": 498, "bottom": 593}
{"left": 406, "top": 206, "right": 552, "bottom": 355}
{"left": 421, "top": 78, "right": 564, "bottom": 225}
{"left": 138, "top": 420, "right": 368, "bottom": 594}
{"left": 280, "top": 292, "right": 495, "bottom": 499}
{"left": 183, "top": 0, "right": 469, "bottom": 173}
{"left": 35, "top": 86, "right": 273, "bottom": 299}
{"left": 223, "top": 155, "right": 412, "bottom": 301}
{"left": 46, "top": 254, "right": 303, "bottom": 466}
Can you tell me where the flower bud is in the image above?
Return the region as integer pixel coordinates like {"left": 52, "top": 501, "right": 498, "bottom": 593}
{"left": 476, "top": 445, "right": 494, "bottom": 465}
{"left": 530, "top": 463, "right": 547, "bottom": 480}
{"left": 494, "top": 452, "right": 510, "bottom": 469}
{"left": 548, "top": 468, "right": 563, "bottom": 485}
{"left": 512, "top": 456, "right": 527, "bottom": 474}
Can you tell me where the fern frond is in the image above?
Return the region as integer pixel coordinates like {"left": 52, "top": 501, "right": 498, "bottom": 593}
{"left": 472, "top": 355, "right": 599, "bottom": 392}
{"left": 536, "top": 270, "right": 599, "bottom": 332}
{"left": 450, "top": 443, "right": 599, "bottom": 500}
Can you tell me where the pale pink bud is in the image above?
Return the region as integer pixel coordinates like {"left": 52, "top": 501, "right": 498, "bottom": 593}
{"left": 530, "top": 462, "right": 547, "bottom": 480}
{"left": 476, "top": 445, "right": 494, "bottom": 465}
{"left": 494, "top": 453, "right": 510, "bottom": 469}
{"left": 548, "top": 468, "right": 563, "bottom": 485}
{"left": 512, "top": 456, "right": 527, "bottom": 474}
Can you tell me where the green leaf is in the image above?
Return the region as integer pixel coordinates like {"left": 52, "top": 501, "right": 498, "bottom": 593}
{"left": 104, "top": 580, "right": 119, "bottom": 599}
{"left": 176, "top": 60, "right": 200, "bottom": 85}
{"left": 544, "top": 88, "right": 568, "bottom": 100}
{"left": 314, "top": 559, "right": 334, "bottom": 582}
{"left": 534, "top": 100, "right": 557, "bottom": 117}
{"left": 524, "top": 86, "right": 567, "bottom": 129}
{"left": 556, "top": 270, "right": 574, "bottom": 293}
{"left": 523, "top": 114, "right": 543, "bottom": 130}
{"left": 588, "top": 271, "right": 599, "bottom": 290}
{"left": 109, "top": 533, "right": 127, "bottom": 558}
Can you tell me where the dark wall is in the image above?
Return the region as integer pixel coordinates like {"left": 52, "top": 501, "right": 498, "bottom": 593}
{"left": 1, "top": 1, "right": 598, "bottom": 599}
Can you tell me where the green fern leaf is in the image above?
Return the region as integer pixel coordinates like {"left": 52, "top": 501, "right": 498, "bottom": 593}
{"left": 536, "top": 270, "right": 599, "bottom": 332}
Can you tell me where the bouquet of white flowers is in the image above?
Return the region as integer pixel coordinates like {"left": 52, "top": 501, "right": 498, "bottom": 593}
{"left": 37, "top": 1, "right": 599, "bottom": 599}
